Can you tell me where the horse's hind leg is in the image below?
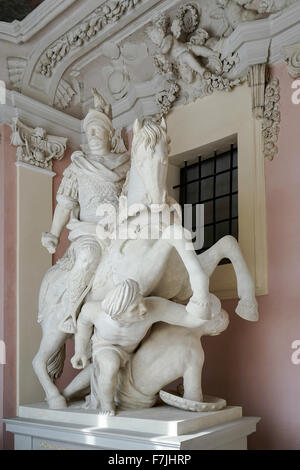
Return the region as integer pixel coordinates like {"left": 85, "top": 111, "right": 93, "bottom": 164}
{"left": 162, "top": 225, "right": 210, "bottom": 319}
{"left": 32, "top": 328, "right": 68, "bottom": 409}
{"left": 198, "top": 235, "right": 258, "bottom": 321}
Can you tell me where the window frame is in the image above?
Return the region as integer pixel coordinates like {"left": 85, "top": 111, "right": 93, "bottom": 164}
{"left": 167, "top": 83, "right": 268, "bottom": 299}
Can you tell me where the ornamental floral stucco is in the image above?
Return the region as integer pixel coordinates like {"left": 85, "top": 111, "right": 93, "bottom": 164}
{"left": 262, "top": 77, "right": 281, "bottom": 161}
{"left": 38, "top": 0, "right": 143, "bottom": 78}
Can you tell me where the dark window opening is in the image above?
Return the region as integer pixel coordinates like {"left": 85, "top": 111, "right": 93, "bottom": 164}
{"left": 0, "top": 0, "right": 45, "bottom": 23}
{"left": 173, "top": 145, "right": 238, "bottom": 263}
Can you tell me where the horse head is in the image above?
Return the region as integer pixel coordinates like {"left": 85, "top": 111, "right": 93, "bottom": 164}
{"left": 128, "top": 118, "right": 170, "bottom": 207}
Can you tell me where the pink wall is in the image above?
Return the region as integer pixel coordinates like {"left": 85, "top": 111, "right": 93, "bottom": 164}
{"left": 0, "top": 125, "right": 17, "bottom": 450}
{"left": 202, "top": 63, "right": 300, "bottom": 450}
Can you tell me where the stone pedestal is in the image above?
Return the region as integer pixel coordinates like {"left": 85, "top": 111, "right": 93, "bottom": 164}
{"left": 4, "top": 403, "right": 260, "bottom": 450}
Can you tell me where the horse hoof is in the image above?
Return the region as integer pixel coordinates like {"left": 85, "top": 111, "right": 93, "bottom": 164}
{"left": 236, "top": 298, "right": 259, "bottom": 322}
{"left": 47, "top": 395, "right": 67, "bottom": 409}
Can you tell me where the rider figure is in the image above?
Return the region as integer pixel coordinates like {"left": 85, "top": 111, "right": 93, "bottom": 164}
{"left": 41, "top": 89, "right": 130, "bottom": 334}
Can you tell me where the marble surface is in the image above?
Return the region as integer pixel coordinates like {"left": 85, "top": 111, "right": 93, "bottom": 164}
{"left": 5, "top": 414, "right": 260, "bottom": 450}
{"left": 18, "top": 402, "right": 243, "bottom": 436}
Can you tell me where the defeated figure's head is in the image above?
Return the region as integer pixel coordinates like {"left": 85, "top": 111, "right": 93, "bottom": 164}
{"left": 102, "top": 279, "right": 147, "bottom": 324}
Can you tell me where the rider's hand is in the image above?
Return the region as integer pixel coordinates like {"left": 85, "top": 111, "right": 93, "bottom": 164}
{"left": 41, "top": 232, "right": 59, "bottom": 254}
{"left": 71, "top": 353, "right": 88, "bottom": 370}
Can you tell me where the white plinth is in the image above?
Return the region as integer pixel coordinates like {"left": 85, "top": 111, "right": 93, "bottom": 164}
{"left": 3, "top": 403, "right": 261, "bottom": 450}
{"left": 18, "top": 402, "right": 242, "bottom": 437}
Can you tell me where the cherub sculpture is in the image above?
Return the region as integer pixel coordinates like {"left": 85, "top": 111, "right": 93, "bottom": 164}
{"left": 71, "top": 279, "right": 220, "bottom": 416}
{"left": 147, "top": 14, "right": 222, "bottom": 84}
{"left": 211, "top": 0, "right": 264, "bottom": 37}
{"left": 257, "top": 0, "right": 296, "bottom": 13}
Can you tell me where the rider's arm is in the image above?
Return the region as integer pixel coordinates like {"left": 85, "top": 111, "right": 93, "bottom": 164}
{"left": 147, "top": 297, "right": 208, "bottom": 328}
{"left": 49, "top": 205, "right": 72, "bottom": 239}
{"left": 42, "top": 164, "right": 79, "bottom": 253}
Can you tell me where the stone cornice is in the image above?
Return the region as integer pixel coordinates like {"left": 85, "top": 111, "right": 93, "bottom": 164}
{"left": 1, "top": 1, "right": 300, "bottom": 132}
{"left": 1, "top": 90, "right": 82, "bottom": 149}
{"left": 223, "top": 2, "right": 300, "bottom": 77}
{"left": 10, "top": 117, "right": 68, "bottom": 171}
{"left": 22, "top": 0, "right": 181, "bottom": 107}
{"left": 0, "top": 0, "right": 78, "bottom": 44}
{"left": 283, "top": 42, "right": 300, "bottom": 77}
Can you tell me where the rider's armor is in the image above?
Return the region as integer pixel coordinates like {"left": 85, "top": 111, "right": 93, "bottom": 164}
{"left": 56, "top": 150, "right": 129, "bottom": 334}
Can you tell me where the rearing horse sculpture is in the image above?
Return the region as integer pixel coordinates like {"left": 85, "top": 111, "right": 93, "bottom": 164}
{"left": 33, "top": 118, "right": 258, "bottom": 410}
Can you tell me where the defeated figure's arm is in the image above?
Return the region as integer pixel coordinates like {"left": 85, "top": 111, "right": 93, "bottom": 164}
{"left": 147, "top": 294, "right": 220, "bottom": 329}
{"left": 71, "top": 306, "right": 94, "bottom": 370}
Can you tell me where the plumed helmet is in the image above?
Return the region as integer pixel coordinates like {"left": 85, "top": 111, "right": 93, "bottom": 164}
{"left": 83, "top": 88, "right": 114, "bottom": 135}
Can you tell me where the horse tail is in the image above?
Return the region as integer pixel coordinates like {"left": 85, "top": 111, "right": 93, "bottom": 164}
{"left": 47, "top": 344, "right": 66, "bottom": 381}
{"left": 37, "top": 263, "right": 68, "bottom": 324}
{"left": 159, "top": 390, "right": 226, "bottom": 412}
{"left": 37, "top": 265, "right": 59, "bottom": 324}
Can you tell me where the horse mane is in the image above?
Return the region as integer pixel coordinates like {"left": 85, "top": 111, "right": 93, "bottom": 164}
{"left": 132, "top": 119, "right": 168, "bottom": 159}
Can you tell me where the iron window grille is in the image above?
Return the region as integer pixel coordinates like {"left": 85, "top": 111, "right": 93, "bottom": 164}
{"left": 173, "top": 145, "right": 238, "bottom": 258}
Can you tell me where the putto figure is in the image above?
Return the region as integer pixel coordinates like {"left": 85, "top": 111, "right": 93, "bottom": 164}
{"left": 41, "top": 89, "right": 130, "bottom": 334}
{"left": 210, "top": 0, "right": 264, "bottom": 37}
{"left": 147, "top": 14, "right": 222, "bottom": 84}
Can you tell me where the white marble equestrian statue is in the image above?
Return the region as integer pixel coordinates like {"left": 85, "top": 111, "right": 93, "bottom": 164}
{"left": 33, "top": 115, "right": 258, "bottom": 411}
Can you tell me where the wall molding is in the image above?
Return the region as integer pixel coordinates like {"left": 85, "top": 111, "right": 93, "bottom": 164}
{"left": 262, "top": 77, "right": 281, "bottom": 161}
{"left": 1, "top": 1, "right": 299, "bottom": 132}
{"left": 223, "top": 2, "right": 300, "bottom": 75}
{"left": 0, "top": 0, "right": 78, "bottom": 44}
{"left": 10, "top": 118, "right": 68, "bottom": 172}
{"left": 1, "top": 90, "right": 83, "bottom": 149}
{"left": 282, "top": 42, "right": 300, "bottom": 78}
{"left": 15, "top": 161, "right": 56, "bottom": 178}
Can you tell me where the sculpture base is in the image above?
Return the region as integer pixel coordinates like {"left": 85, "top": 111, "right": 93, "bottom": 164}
{"left": 18, "top": 402, "right": 243, "bottom": 437}
{"left": 4, "top": 405, "right": 261, "bottom": 450}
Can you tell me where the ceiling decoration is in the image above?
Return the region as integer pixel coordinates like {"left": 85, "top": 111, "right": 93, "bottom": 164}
{"left": 7, "top": 57, "right": 27, "bottom": 91}
{"left": 283, "top": 42, "right": 300, "bottom": 78}
{"left": 10, "top": 117, "right": 67, "bottom": 171}
{"left": 38, "top": 0, "right": 143, "bottom": 78}
{"left": 1, "top": 0, "right": 299, "bottom": 136}
{"left": 262, "top": 77, "right": 280, "bottom": 161}
{"left": 146, "top": 4, "right": 247, "bottom": 116}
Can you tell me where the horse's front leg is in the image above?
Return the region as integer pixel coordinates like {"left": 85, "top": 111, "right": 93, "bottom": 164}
{"left": 162, "top": 225, "right": 211, "bottom": 319}
{"left": 198, "top": 235, "right": 258, "bottom": 321}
